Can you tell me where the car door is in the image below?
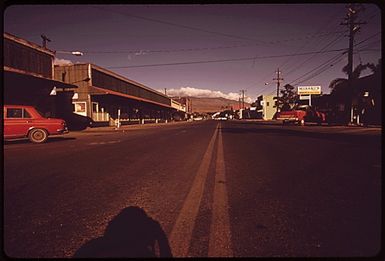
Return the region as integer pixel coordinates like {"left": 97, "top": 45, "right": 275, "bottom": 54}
{"left": 4, "top": 107, "right": 33, "bottom": 138}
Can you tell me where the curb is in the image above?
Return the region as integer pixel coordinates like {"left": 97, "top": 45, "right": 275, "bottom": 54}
{"left": 77, "top": 120, "right": 193, "bottom": 133}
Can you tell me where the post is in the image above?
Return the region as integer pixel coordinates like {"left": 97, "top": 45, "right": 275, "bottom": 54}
{"left": 273, "top": 68, "right": 283, "bottom": 113}
{"left": 116, "top": 108, "right": 121, "bottom": 129}
{"left": 341, "top": 4, "right": 366, "bottom": 124}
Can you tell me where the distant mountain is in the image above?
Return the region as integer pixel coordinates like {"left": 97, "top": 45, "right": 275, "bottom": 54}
{"left": 175, "top": 97, "right": 251, "bottom": 113}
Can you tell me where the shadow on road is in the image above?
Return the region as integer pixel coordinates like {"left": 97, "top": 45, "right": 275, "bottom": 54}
{"left": 221, "top": 126, "right": 380, "bottom": 145}
{"left": 4, "top": 137, "right": 76, "bottom": 145}
{"left": 73, "top": 206, "right": 172, "bottom": 258}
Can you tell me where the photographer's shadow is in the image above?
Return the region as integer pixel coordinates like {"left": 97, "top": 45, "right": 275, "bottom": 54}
{"left": 73, "top": 206, "right": 172, "bottom": 258}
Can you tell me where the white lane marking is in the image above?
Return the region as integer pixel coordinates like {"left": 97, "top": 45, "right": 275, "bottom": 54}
{"left": 208, "top": 123, "right": 233, "bottom": 257}
{"left": 169, "top": 123, "right": 219, "bottom": 257}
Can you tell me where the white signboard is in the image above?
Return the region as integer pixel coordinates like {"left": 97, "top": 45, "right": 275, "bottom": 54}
{"left": 299, "top": 95, "right": 310, "bottom": 100}
{"left": 297, "top": 86, "right": 321, "bottom": 95}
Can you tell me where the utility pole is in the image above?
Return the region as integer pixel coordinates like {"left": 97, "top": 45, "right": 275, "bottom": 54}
{"left": 341, "top": 4, "right": 366, "bottom": 124}
{"left": 240, "top": 90, "right": 246, "bottom": 109}
{"left": 41, "top": 34, "right": 51, "bottom": 48}
{"left": 273, "top": 68, "right": 283, "bottom": 113}
{"left": 164, "top": 88, "right": 167, "bottom": 96}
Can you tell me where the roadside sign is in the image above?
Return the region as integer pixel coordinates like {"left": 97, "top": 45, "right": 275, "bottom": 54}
{"left": 297, "top": 86, "right": 321, "bottom": 95}
{"left": 299, "top": 95, "right": 310, "bottom": 100}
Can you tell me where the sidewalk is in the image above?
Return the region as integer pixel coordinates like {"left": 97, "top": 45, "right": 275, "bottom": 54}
{"left": 241, "top": 119, "right": 382, "bottom": 129}
{"left": 77, "top": 120, "right": 192, "bottom": 133}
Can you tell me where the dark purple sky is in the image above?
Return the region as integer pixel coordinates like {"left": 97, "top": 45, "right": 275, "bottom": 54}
{"left": 4, "top": 4, "right": 381, "bottom": 102}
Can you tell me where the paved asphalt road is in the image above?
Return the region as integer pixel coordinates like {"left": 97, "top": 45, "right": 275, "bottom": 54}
{"left": 3, "top": 120, "right": 382, "bottom": 258}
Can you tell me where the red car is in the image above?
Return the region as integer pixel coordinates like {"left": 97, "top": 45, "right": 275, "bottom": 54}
{"left": 3, "top": 105, "right": 69, "bottom": 143}
{"left": 276, "top": 105, "right": 327, "bottom": 126}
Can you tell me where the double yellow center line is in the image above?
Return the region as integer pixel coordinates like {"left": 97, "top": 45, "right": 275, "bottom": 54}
{"left": 169, "top": 123, "right": 233, "bottom": 257}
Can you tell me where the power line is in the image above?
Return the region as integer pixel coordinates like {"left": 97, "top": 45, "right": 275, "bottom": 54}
{"left": 288, "top": 52, "right": 346, "bottom": 85}
{"left": 90, "top": 6, "right": 265, "bottom": 44}
{"left": 356, "top": 39, "right": 381, "bottom": 50}
{"left": 286, "top": 31, "right": 380, "bottom": 86}
{"left": 255, "top": 7, "right": 347, "bottom": 88}
{"left": 255, "top": 31, "right": 347, "bottom": 96}
{"left": 284, "top": 32, "right": 346, "bottom": 77}
{"left": 76, "top": 31, "right": 345, "bottom": 55}
{"left": 106, "top": 48, "right": 348, "bottom": 69}
{"left": 353, "top": 31, "right": 381, "bottom": 47}
{"left": 279, "top": 8, "right": 346, "bottom": 71}
{"left": 293, "top": 55, "right": 346, "bottom": 86}
{"left": 90, "top": 6, "right": 349, "bottom": 48}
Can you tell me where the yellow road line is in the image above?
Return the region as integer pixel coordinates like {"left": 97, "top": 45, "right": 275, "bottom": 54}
{"left": 169, "top": 123, "right": 219, "bottom": 257}
{"left": 208, "top": 123, "right": 233, "bottom": 257}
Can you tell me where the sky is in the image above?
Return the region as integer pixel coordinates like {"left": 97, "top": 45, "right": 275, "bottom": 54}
{"left": 4, "top": 4, "right": 382, "bottom": 103}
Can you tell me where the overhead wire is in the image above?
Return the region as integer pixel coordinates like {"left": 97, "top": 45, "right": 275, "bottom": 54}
{"left": 75, "top": 31, "right": 345, "bottom": 55}
{"left": 89, "top": 6, "right": 265, "bottom": 43}
{"left": 288, "top": 52, "right": 347, "bottom": 85}
{"left": 279, "top": 7, "right": 347, "bottom": 71}
{"left": 254, "top": 7, "right": 347, "bottom": 94}
{"left": 254, "top": 7, "right": 346, "bottom": 95}
{"left": 253, "top": 31, "right": 347, "bottom": 96}
{"left": 284, "top": 32, "right": 346, "bottom": 77}
{"left": 293, "top": 55, "right": 347, "bottom": 86}
{"left": 106, "top": 48, "right": 348, "bottom": 69}
{"left": 285, "top": 31, "right": 381, "bottom": 86}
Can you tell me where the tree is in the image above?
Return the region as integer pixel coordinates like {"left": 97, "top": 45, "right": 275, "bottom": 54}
{"left": 328, "top": 59, "right": 381, "bottom": 124}
{"left": 330, "top": 62, "right": 373, "bottom": 96}
{"left": 277, "top": 84, "right": 298, "bottom": 111}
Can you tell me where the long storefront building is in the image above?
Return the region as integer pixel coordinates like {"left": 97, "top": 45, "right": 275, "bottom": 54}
{"left": 4, "top": 32, "right": 77, "bottom": 121}
{"left": 54, "top": 63, "right": 185, "bottom": 125}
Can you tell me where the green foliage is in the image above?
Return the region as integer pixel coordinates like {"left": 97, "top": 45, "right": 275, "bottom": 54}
{"left": 277, "top": 84, "right": 298, "bottom": 111}
{"left": 329, "top": 59, "right": 381, "bottom": 97}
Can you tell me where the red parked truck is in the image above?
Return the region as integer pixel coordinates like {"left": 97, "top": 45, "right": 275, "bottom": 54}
{"left": 3, "top": 105, "right": 69, "bottom": 143}
{"left": 276, "top": 105, "right": 327, "bottom": 126}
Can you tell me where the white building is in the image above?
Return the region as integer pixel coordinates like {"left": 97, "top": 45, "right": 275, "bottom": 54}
{"left": 256, "top": 94, "right": 275, "bottom": 120}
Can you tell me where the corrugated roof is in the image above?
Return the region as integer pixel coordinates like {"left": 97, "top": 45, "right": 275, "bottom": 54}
{"left": 4, "top": 32, "right": 55, "bottom": 56}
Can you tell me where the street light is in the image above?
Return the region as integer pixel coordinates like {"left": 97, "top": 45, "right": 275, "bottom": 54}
{"left": 55, "top": 50, "right": 84, "bottom": 56}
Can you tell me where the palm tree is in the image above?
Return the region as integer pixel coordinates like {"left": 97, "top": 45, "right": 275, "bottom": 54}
{"left": 328, "top": 62, "right": 373, "bottom": 123}
{"left": 329, "top": 63, "right": 370, "bottom": 94}
{"left": 328, "top": 58, "right": 381, "bottom": 124}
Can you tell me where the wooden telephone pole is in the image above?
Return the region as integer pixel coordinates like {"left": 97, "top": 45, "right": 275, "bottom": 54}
{"left": 273, "top": 68, "right": 283, "bottom": 113}
{"left": 341, "top": 4, "right": 366, "bottom": 124}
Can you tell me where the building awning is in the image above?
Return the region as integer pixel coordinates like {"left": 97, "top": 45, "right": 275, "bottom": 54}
{"left": 91, "top": 85, "right": 173, "bottom": 109}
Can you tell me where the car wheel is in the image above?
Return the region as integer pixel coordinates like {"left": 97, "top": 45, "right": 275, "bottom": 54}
{"left": 28, "top": 128, "right": 48, "bottom": 143}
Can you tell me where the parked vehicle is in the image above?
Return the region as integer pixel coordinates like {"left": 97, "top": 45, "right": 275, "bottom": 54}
{"left": 3, "top": 105, "right": 69, "bottom": 143}
{"left": 276, "top": 105, "right": 326, "bottom": 126}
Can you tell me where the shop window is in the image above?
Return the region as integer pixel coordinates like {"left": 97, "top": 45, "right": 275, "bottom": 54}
{"left": 74, "top": 102, "right": 86, "bottom": 113}
{"left": 92, "top": 102, "right": 98, "bottom": 112}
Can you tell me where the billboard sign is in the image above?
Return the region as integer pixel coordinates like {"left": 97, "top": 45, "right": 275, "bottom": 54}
{"left": 297, "top": 86, "right": 321, "bottom": 95}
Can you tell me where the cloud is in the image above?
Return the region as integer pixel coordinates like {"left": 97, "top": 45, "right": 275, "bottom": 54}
{"left": 161, "top": 86, "right": 254, "bottom": 103}
{"left": 54, "top": 58, "right": 73, "bottom": 66}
